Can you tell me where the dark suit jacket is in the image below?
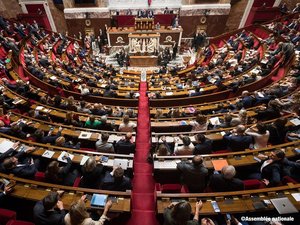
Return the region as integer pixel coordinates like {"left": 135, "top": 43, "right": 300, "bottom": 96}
{"left": 33, "top": 201, "right": 66, "bottom": 225}
{"left": 223, "top": 134, "right": 253, "bottom": 151}
{"left": 79, "top": 165, "right": 103, "bottom": 189}
{"left": 177, "top": 162, "right": 208, "bottom": 192}
{"left": 261, "top": 160, "right": 283, "bottom": 187}
{"left": 193, "top": 140, "right": 212, "bottom": 155}
{"left": 209, "top": 174, "right": 244, "bottom": 192}
{"left": 101, "top": 171, "right": 132, "bottom": 192}
{"left": 115, "top": 140, "right": 135, "bottom": 155}
{"left": 5, "top": 150, "right": 38, "bottom": 178}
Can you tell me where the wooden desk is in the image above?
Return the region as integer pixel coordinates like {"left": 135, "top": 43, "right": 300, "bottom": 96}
{"left": 156, "top": 183, "right": 300, "bottom": 215}
{"left": 130, "top": 56, "right": 158, "bottom": 67}
{"left": 0, "top": 173, "right": 131, "bottom": 212}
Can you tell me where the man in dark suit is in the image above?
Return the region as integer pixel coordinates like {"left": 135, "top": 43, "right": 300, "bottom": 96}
{"left": 2, "top": 146, "right": 38, "bottom": 178}
{"left": 115, "top": 132, "right": 135, "bottom": 154}
{"left": 193, "top": 134, "right": 212, "bottom": 155}
{"left": 102, "top": 167, "right": 132, "bottom": 191}
{"left": 255, "top": 149, "right": 286, "bottom": 187}
{"left": 33, "top": 192, "right": 66, "bottom": 225}
{"left": 223, "top": 125, "right": 253, "bottom": 151}
{"left": 209, "top": 165, "right": 244, "bottom": 192}
{"left": 176, "top": 155, "right": 208, "bottom": 192}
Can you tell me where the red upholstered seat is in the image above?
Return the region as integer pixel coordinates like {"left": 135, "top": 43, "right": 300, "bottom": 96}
{"left": 6, "top": 220, "right": 34, "bottom": 225}
{"left": 243, "top": 179, "right": 264, "bottom": 190}
{"left": 212, "top": 150, "right": 231, "bottom": 154}
{"left": 282, "top": 176, "right": 298, "bottom": 184}
{"left": 161, "top": 184, "right": 182, "bottom": 193}
{"left": 34, "top": 171, "right": 46, "bottom": 182}
{"left": 0, "top": 209, "right": 16, "bottom": 225}
{"left": 73, "top": 177, "right": 81, "bottom": 187}
{"left": 155, "top": 183, "right": 189, "bottom": 193}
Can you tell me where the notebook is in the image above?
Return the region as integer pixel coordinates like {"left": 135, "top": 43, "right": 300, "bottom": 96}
{"left": 270, "top": 197, "right": 298, "bottom": 214}
{"left": 211, "top": 159, "right": 228, "bottom": 171}
{"left": 90, "top": 194, "right": 108, "bottom": 208}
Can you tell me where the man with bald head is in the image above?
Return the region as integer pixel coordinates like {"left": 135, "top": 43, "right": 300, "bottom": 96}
{"left": 209, "top": 165, "right": 244, "bottom": 192}
{"left": 115, "top": 132, "right": 135, "bottom": 154}
{"left": 223, "top": 125, "right": 253, "bottom": 151}
{"left": 176, "top": 155, "right": 208, "bottom": 192}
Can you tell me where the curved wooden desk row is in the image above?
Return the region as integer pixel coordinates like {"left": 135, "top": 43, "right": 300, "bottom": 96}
{"left": 2, "top": 86, "right": 137, "bottom": 125}
{"left": 29, "top": 39, "right": 140, "bottom": 91}
{"left": 23, "top": 67, "right": 139, "bottom": 107}
{"left": 149, "top": 65, "right": 280, "bottom": 107}
{"left": 0, "top": 135, "right": 134, "bottom": 169}
{"left": 8, "top": 68, "right": 139, "bottom": 113}
{"left": 156, "top": 183, "right": 300, "bottom": 215}
{"left": 153, "top": 140, "right": 300, "bottom": 170}
{"left": 0, "top": 172, "right": 131, "bottom": 212}
{"left": 8, "top": 112, "right": 135, "bottom": 144}
{"left": 19, "top": 28, "right": 266, "bottom": 106}
{"left": 150, "top": 113, "right": 295, "bottom": 138}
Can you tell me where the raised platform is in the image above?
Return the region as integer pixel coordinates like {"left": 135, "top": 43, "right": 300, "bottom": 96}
{"left": 130, "top": 56, "right": 158, "bottom": 67}
{"left": 107, "top": 26, "right": 182, "bottom": 47}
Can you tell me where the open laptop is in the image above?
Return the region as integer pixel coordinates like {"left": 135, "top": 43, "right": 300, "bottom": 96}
{"left": 270, "top": 197, "right": 298, "bottom": 214}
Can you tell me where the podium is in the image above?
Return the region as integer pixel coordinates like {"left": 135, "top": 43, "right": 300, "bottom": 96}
{"left": 135, "top": 18, "right": 154, "bottom": 30}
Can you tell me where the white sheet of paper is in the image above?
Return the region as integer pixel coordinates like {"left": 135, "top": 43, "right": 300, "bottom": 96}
{"left": 58, "top": 151, "right": 74, "bottom": 163}
{"left": 0, "top": 140, "right": 14, "bottom": 154}
{"left": 291, "top": 193, "right": 300, "bottom": 202}
{"left": 290, "top": 118, "right": 300, "bottom": 126}
{"left": 42, "top": 150, "right": 55, "bottom": 159}
{"left": 79, "top": 132, "right": 92, "bottom": 139}
{"left": 80, "top": 155, "right": 90, "bottom": 166}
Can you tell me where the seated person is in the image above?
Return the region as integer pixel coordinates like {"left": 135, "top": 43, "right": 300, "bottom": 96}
{"left": 2, "top": 146, "right": 38, "bottom": 178}
{"left": 33, "top": 192, "right": 66, "bottom": 225}
{"left": 95, "top": 133, "right": 115, "bottom": 153}
{"left": 118, "top": 115, "right": 136, "bottom": 132}
{"left": 163, "top": 200, "right": 202, "bottom": 225}
{"left": 33, "top": 127, "right": 62, "bottom": 144}
{"left": 245, "top": 123, "right": 270, "bottom": 149}
{"left": 177, "top": 155, "right": 208, "bottom": 193}
{"left": 45, "top": 155, "right": 78, "bottom": 186}
{"left": 115, "top": 132, "right": 135, "bottom": 154}
{"left": 101, "top": 167, "right": 132, "bottom": 192}
{"left": 267, "top": 118, "right": 288, "bottom": 145}
{"left": 79, "top": 157, "right": 103, "bottom": 189}
{"left": 223, "top": 125, "right": 253, "bottom": 151}
{"left": 155, "top": 136, "right": 171, "bottom": 156}
{"left": 250, "top": 149, "right": 286, "bottom": 187}
{"left": 64, "top": 196, "right": 112, "bottom": 225}
{"left": 174, "top": 135, "right": 195, "bottom": 155}
{"left": 55, "top": 136, "right": 80, "bottom": 149}
{"left": 84, "top": 115, "right": 101, "bottom": 129}
{"left": 209, "top": 165, "right": 244, "bottom": 192}
{"left": 193, "top": 134, "right": 212, "bottom": 155}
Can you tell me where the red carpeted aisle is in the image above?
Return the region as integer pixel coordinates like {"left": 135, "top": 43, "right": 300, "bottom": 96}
{"left": 126, "top": 82, "right": 159, "bottom": 225}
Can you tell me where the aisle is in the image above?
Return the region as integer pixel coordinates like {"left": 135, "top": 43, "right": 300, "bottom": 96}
{"left": 126, "top": 82, "right": 159, "bottom": 225}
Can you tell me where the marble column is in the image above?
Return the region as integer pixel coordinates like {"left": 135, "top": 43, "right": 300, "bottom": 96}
{"left": 62, "top": 0, "right": 75, "bottom": 8}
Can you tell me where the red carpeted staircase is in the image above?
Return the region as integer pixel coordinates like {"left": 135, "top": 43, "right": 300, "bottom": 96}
{"left": 126, "top": 82, "right": 159, "bottom": 225}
